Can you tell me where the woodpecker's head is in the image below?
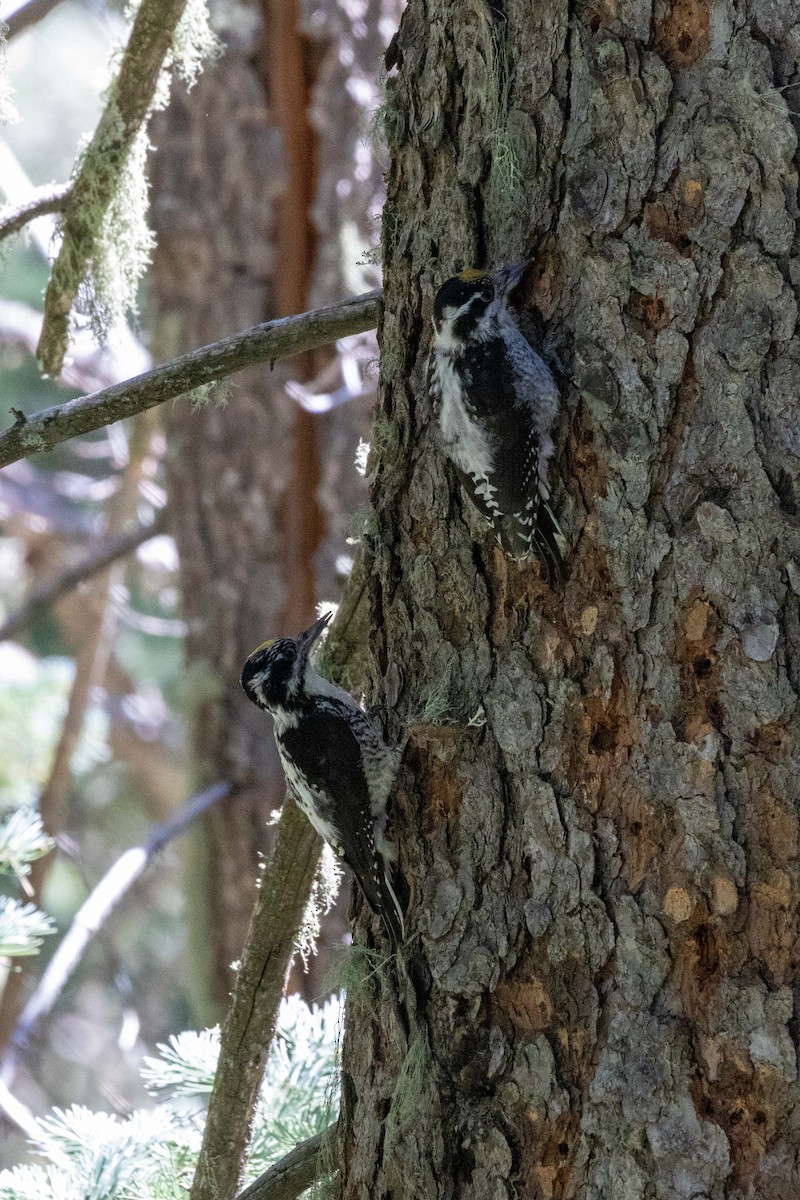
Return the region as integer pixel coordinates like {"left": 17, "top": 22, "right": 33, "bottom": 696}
{"left": 241, "top": 612, "right": 331, "bottom": 711}
{"left": 432, "top": 262, "right": 526, "bottom": 350}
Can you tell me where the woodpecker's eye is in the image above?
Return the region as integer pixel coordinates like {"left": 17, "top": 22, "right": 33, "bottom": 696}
{"left": 479, "top": 280, "right": 494, "bottom": 303}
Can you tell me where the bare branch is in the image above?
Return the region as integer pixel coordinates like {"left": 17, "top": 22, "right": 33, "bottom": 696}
{"left": 0, "top": 509, "right": 168, "bottom": 643}
{"left": 0, "top": 183, "right": 70, "bottom": 243}
{"left": 5, "top": 0, "right": 69, "bottom": 40}
{"left": 0, "top": 290, "right": 381, "bottom": 468}
{"left": 188, "top": 803, "right": 323, "bottom": 1200}
{"left": 36, "top": 0, "right": 189, "bottom": 374}
{"left": 0, "top": 1077, "right": 39, "bottom": 1140}
{"left": 0, "top": 782, "right": 231, "bottom": 1086}
{"left": 237, "top": 1125, "right": 335, "bottom": 1200}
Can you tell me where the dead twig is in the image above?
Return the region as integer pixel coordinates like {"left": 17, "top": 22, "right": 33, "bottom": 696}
{"left": 0, "top": 184, "right": 70, "bottom": 243}
{"left": 237, "top": 1124, "right": 335, "bottom": 1200}
{"left": 0, "top": 509, "right": 168, "bottom": 643}
{"left": 0, "top": 782, "right": 231, "bottom": 1086}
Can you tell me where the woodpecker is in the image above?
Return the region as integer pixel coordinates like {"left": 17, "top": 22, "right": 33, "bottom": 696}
{"left": 241, "top": 613, "right": 404, "bottom": 949}
{"left": 428, "top": 263, "right": 565, "bottom": 575}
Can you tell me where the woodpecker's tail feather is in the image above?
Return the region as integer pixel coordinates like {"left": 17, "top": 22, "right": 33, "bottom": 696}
{"left": 354, "top": 863, "right": 405, "bottom": 953}
{"left": 379, "top": 869, "right": 405, "bottom": 953}
{"left": 499, "top": 492, "right": 566, "bottom": 581}
{"left": 534, "top": 496, "right": 567, "bottom": 583}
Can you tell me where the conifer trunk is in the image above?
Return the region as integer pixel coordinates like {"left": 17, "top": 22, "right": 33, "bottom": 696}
{"left": 342, "top": 4, "right": 800, "bottom": 1197}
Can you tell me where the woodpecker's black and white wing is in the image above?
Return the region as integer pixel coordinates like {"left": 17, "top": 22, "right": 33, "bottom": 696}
{"left": 453, "top": 337, "right": 565, "bottom": 576}
{"left": 278, "top": 704, "right": 404, "bottom": 949}
{"left": 489, "top": 405, "right": 565, "bottom": 575}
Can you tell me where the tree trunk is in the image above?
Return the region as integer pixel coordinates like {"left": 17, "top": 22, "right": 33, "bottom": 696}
{"left": 342, "top": 4, "right": 800, "bottom": 1198}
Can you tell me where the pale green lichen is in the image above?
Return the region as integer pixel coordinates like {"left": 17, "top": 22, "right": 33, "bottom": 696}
{"left": 296, "top": 844, "right": 342, "bottom": 967}
{"left": 368, "top": 83, "right": 405, "bottom": 157}
{"left": 63, "top": 1, "right": 219, "bottom": 350}
{"left": 324, "top": 943, "right": 392, "bottom": 1014}
{"left": 19, "top": 430, "right": 46, "bottom": 453}
{"left": 417, "top": 660, "right": 456, "bottom": 724}
{"left": 486, "top": 13, "right": 524, "bottom": 225}
{"left": 76, "top": 120, "right": 156, "bottom": 343}
{"left": 170, "top": 0, "right": 221, "bottom": 89}
{"left": 190, "top": 379, "right": 232, "bottom": 410}
{"left": 354, "top": 439, "right": 370, "bottom": 478}
{"left": 385, "top": 1028, "right": 431, "bottom": 1145}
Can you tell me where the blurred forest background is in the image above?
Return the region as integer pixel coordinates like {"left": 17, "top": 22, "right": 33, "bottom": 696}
{"left": 0, "top": 0, "right": 400, "bottom": 1180}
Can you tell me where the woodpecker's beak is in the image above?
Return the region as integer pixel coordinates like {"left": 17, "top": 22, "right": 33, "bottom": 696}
{"left": 492, "top": 261, "right": 527, "bottom": 296}
{"left": 297, "top": 611, "right": 332, "bottom": 648}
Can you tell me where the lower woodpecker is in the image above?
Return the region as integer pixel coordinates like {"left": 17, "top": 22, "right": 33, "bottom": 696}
{"left": 241, "top": 613, "right": 404, "bottom": 949}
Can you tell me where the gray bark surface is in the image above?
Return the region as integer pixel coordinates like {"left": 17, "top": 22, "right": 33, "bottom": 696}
{"left": 341, "top": 4, "right": 800, "bottom": 1198}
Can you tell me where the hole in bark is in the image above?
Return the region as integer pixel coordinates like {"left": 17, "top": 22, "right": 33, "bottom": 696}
{"left": 629, "top": 290, "right": 670, "bottom": 332}
{"left": 700, "top": 1097, "right": 714, "bottom": 1116}
{"left": 706, "top": 700, "right": 731, "bottom": 753}
{"left": 558, "top": 1142, "right": 569, "bottom": 1156}
{"left": 694, "top": 921, "right": 719, "bottom": 975}
{"left": 654, "top": 0, "right": 711, "bottom": 71}
{"left": 729, "top": 1108, "right": 744, "bottom": 1125}
{"left": 630, "top": 821, "right": 642, "bottom": 834}
{"left": 590, "top": 721, "right": 618, "bottom": 753}
{"left": 754, "top": 1110, "right": 767, "bottom": 1126}
{"left": 693, "top": 656, "right": 713, "bottom": 678}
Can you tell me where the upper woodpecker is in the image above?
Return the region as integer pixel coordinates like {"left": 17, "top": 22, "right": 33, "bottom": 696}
{"left": 241, "top": 613, "right": 404, "bottom": 949}
{"left": 428, "top": 263, "right": 565, "bottom": 575}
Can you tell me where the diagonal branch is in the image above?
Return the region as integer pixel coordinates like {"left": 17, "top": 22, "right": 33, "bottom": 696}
{"left": 0, "top": 782, "right": 231, "bottom": 1086}
{"left": 0, "top": 184, "right": 70, "bottom": 243}
{"left": 0, "top": 290, "right": 381, "bottom": 469}
{"left": 0, "top": 413, "right": 156, "bottom": 1052}
{"left": 189, "top": 801, "right": 323, "bottom": 1200}
{"left": 0, "top": 509, "right": 168, "bottom": 643}
{"left": 237, "top": 1124, "right": 335, "bottom": 1200}
{"left": 36, "top": 0, "right": 189, "bottom": 375}
{"left": 5, "top": 0, "right": 69, "bottom": 40}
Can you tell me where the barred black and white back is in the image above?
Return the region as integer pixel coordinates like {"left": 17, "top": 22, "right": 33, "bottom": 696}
{"left": 429, "top": 265, "right": 566, "bottom": 578}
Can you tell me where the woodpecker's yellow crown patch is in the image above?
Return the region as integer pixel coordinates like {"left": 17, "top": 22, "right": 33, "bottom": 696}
{"left": 456, "top": 268, "right": 488, "bottom": 282}
{"left": 252, "top": 638, "right": 276, "bottom": 654}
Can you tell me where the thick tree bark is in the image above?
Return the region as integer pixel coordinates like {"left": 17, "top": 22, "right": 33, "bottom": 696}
{"left": 342, "top": 4, "right": 800, "bottom": 1199}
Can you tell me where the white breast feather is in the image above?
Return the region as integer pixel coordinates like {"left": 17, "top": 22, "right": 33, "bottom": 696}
{"left": 276, "top": 739, "right": 343, "bottom": 854}
{"left": 271, "top": 706, "right": 299, "bottom": 736}
{"left": 431, "top": 352, "right": 494, "bottom": 482}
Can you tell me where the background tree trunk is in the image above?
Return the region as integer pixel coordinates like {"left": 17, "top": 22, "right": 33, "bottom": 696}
{"left": 149, "top": 0, "right": 396, "bottom": 1013}
{"left": 342, "top": 4, "right": 800, "bottom": 1198}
